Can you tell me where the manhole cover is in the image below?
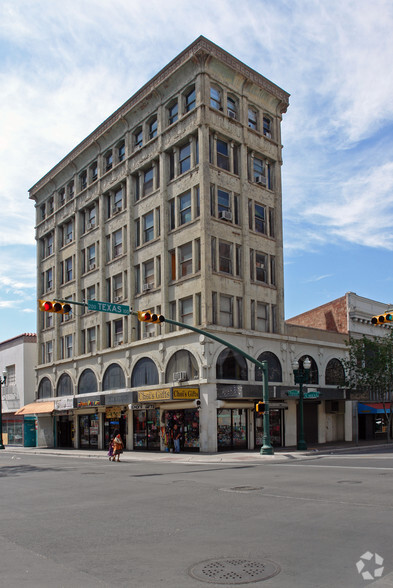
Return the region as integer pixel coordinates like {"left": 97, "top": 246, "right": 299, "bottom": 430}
{"left": 219, "top": 486, "right": 263, "bottom": 493}
{"left": 189, "top": 558, "right": 280, "bottom": 584}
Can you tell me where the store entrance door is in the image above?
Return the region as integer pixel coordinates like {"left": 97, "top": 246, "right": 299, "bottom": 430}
{"left": 217, "top": 408, "right": 248, "bottom": 451}
{"left": 133, "top": 409, "right": 160, "bottom": 450}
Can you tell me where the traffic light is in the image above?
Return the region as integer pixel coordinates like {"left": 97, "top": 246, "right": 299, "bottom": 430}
{"left": 256, "top": 402, "right": 266, "bottom": 414}
{"left": 38, "top": 300, "right": 72, "bottom": 314}
{"left": 371, "top": 312, "right": 393, "bottom": 325}
{"left": 137, "top": 310, "right": 165, "bottom": 323}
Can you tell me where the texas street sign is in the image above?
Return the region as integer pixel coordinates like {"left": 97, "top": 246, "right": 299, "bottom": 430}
{"left": 87, "top": 300, "right": 130, "bottom": 315}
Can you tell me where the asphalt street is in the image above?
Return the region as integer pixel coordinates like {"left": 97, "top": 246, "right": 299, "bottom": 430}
{"left": 1, "top": 447, "right": 393, "bottom": 588}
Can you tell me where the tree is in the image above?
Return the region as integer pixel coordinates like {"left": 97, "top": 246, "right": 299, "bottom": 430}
{"left": 343, "top": 332, "right": 393, "bottom": 442}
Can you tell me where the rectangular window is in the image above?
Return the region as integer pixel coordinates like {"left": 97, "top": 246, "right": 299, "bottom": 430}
{"left": 185, "top": 88, "right": 196, "bottom": 112}
{"left": 90, "top": 161, "right": 98, "bottom": 182}
{"left": 143, "top": 167, "right": 154, "bottom": 196}
{"left": 257, "top": 303, "right": 268, "bottom": 332}
{"left": 179, "top": 191, "right": 191, "bottom": 225}
{"left": 65, "top": 257, "right": 73, "bottom": 282}
{"left": 255, "top": 252, "right": 267, "bottom": 283}
{"left": 211, "top": 237, "right": 216, "bottom": 272}
{"left": 220, "top": 295, "right": 233, "bottom": 327}
{"left": 87, "top": 245, "right": 96, "bottom": 270}
{"left": 217, "top": 140, "right": 229, "bottom": 171}
{"left": 59, "top": 188, "right": 65, "bottom": 206}
{"left": 47, "top": 233, "right": 53, "bottom": 256}
{"left": 80, "top": 171, "right": 87, "bottom": 191}
{"left": 113, "top": 273, "right": 123, "bottom": 300}
{"left": 46, "top": 268, "right": 53, "bottom": 291}
{"left": 135, "top": 128, "right": 143, "bottom": 148}
{"left": 218, "top": 189, "right": 231, "bottom": 219}
{"left": 143, "top": 212, "right": 154, "bottom": 243}
{"left": 179, "top": 143, "right": 191, "bottom": 174}
{"left": 68, "top": 181, "right": 74, "bottom": 200}
{"left": 113, "top": 188, "right": 123, "bottom": 213}
{"left": 143, "top": 260, "right": 155, "bottom": 289}
{"left": 248, "top": 108, "right": 257, "bottom": 130}
{"left": 179, "top": 242, "right": 193, "bottom": 277}
{"left": 227, "top": 96, "right": 237, "bottom": 119}
{"left": 253, "top": 157, "right": 265, "bottom": 183}
{"left": 65, "top": 334, "right": 73, "bottom": 358}
{"left": 87, "top": 327, "right": 96, "bottom": 353}
{"left": 65, "top": 221, "right": 73, "bottom": 244}
{"left": 255, "top": 204, "right": 266, "bottom": 234}
{"left": 113, "top": 229, "right": 123, "bottom": 258}
{"left": 149, "top": 117, "right": 158, "bottom": 140}
{"left": 105, "top": 151, "right": 113, "bottom": 171}
{"left": 114, "top": 319, "right": 123, "bottom": 345}
{"left": 169, "top": 199, "right": 175, "bottom": 230}
{"left": 180, "top": 297, "right": 193, "bottom": 325}
{"left": 210, "top": 87, "right": 221, "bottom": 110}
{"left": 219, "top": 241, "right": 232, "bottom": 274}
{"left": 168, "top": 102, "right": 178, "bottom": 125}
{"left": 118, "top": 142, "right": 125, "bottom": 162}
{"left": 263, "top": 116, "right": 272, "bottom": 138}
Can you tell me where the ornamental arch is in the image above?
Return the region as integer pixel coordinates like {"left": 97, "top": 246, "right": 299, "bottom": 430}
{"left": 37, "top": 377, "right": 53, "bottom": 399}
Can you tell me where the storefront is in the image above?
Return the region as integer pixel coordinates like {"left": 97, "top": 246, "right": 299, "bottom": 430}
{"left": 133, "top": 406, "right": 161, "bottom": 450}
{"left": 105, "top": 406, "right": 128, "bottom": 450}
{"left": 130, "top": 387, "right": 200, "bottom": 452}
{"left": 2, "top": 414, "right": 24, "bottom": 446}
{"left": 358, "top": 402, "right": 392, "bottom": 440}
{"left": 217, "top": 408, "right": 248, "bottom": 450}
{"left": 55, "top": 397, "right": 74, "bottom": 448}
{"left": 255, "top": 406, "right": 285, "bottom": 448}
{"left": 79, "top": 414, "right": 99, "bottom": 449}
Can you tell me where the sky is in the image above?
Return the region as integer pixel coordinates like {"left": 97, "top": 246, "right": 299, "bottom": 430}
{"left": 1, "top": 0, "right": 393, "bottom": 341}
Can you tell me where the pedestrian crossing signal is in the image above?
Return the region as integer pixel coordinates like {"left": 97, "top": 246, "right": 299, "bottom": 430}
{"left": 256, "top": 402, "right": 266, "bottom": 414}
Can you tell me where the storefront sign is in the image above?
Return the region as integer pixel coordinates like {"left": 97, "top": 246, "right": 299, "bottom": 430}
{"left": 55, "top": 397, "right": 74, "bottom": 411}
{"left": 129, "top": 403, "right": 155, "bottom": 410}
{"left": 287, "top": 390, "right": 299, "bottom": 397}
{"left": 77, "top": 399, "right": 101, "bottom": 408}
{"left": 138, "top": 389, "right": 171, "bottom": 402}
{"left": 173, "top": 388, "right": 199, "bottom": 400}
{"left": 106, "top": 407, "right": 122, "bottom": 419}
{"left": 304, "top": 391, "right": 320, "bottom": 399}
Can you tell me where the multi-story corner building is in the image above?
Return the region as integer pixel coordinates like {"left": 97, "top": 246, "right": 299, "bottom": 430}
{"left": 0, "top": 334, "right": 37, "bottom": 446}
{"left": 28, "top": 37, "right": 347, "bottom": 452}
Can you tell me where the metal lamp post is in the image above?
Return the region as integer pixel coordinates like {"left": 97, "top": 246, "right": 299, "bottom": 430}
{"left": 0, "top": 368, "right": 8, "bottom": 450}
{"left": 292, "top": 357, "right": 311, "bottom": 451}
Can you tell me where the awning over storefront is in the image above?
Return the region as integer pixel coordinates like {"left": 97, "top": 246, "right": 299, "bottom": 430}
{"left": 15, "top": 401, "right": 55, "bottom": 415}
{"left": 358, "top": 402, "right": 391, "bottom": 414}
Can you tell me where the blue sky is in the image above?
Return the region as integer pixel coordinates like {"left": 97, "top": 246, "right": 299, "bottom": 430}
{"left": 1, "top": 0, "right": 393, "bottom": 341}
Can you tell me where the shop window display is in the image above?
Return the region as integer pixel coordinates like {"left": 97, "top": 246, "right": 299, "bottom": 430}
{"left": 79, "top": 414, "right": 99, "bottom": 449}
{"left": 255, "top": 409, "right": 282, "bottom": 447}
{"left": 162, "top": 409, "right": 200, "bottom": 452}
{"left": 133, "top": 409, "right": 160, "bottom": 450}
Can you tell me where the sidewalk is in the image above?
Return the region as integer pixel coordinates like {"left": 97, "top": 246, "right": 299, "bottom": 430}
{"left": 3, "top": 439, "right": 391, "bottom": 464}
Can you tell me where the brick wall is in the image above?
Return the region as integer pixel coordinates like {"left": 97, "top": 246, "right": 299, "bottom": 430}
{"left": 286, "top": 296, "right": 348, "bottom": 333}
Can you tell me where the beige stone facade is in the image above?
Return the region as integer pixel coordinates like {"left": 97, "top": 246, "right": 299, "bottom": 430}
{"left": 29, "top": 37, "right": 349, "bottom": 451}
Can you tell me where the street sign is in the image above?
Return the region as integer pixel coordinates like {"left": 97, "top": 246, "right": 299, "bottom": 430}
{"left": 287, "top": 390, "right": 299, "bottom": 397}
{"left": 87, "top": 300, "right": 130, "bottom": 315}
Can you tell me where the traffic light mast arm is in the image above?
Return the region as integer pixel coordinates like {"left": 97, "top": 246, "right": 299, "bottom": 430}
{"left": 55, "top": 299, "right": 88, "bottom": 308}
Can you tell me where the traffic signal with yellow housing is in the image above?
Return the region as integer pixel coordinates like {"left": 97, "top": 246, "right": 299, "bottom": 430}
{"left": 371, "top": 312, "right": 393, "bottom": 325}
{"left": 137, "top": 310, "right": 165, "bottom": 323}
{"left": 256, "top": 402, "right": 266, "bottom": 414}
{"left": 38, "top": 300, "right": 72, "bottom": 314}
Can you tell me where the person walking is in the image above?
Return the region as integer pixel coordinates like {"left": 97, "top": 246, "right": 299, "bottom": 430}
{"left": 108, "top": 436, "right": 114, "bottom": 461}
{"left": 112, "top": 431, "right": 124, "bottom": 462}
{"left": 173, "top": 423, "right": 181, "bottom": 453}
